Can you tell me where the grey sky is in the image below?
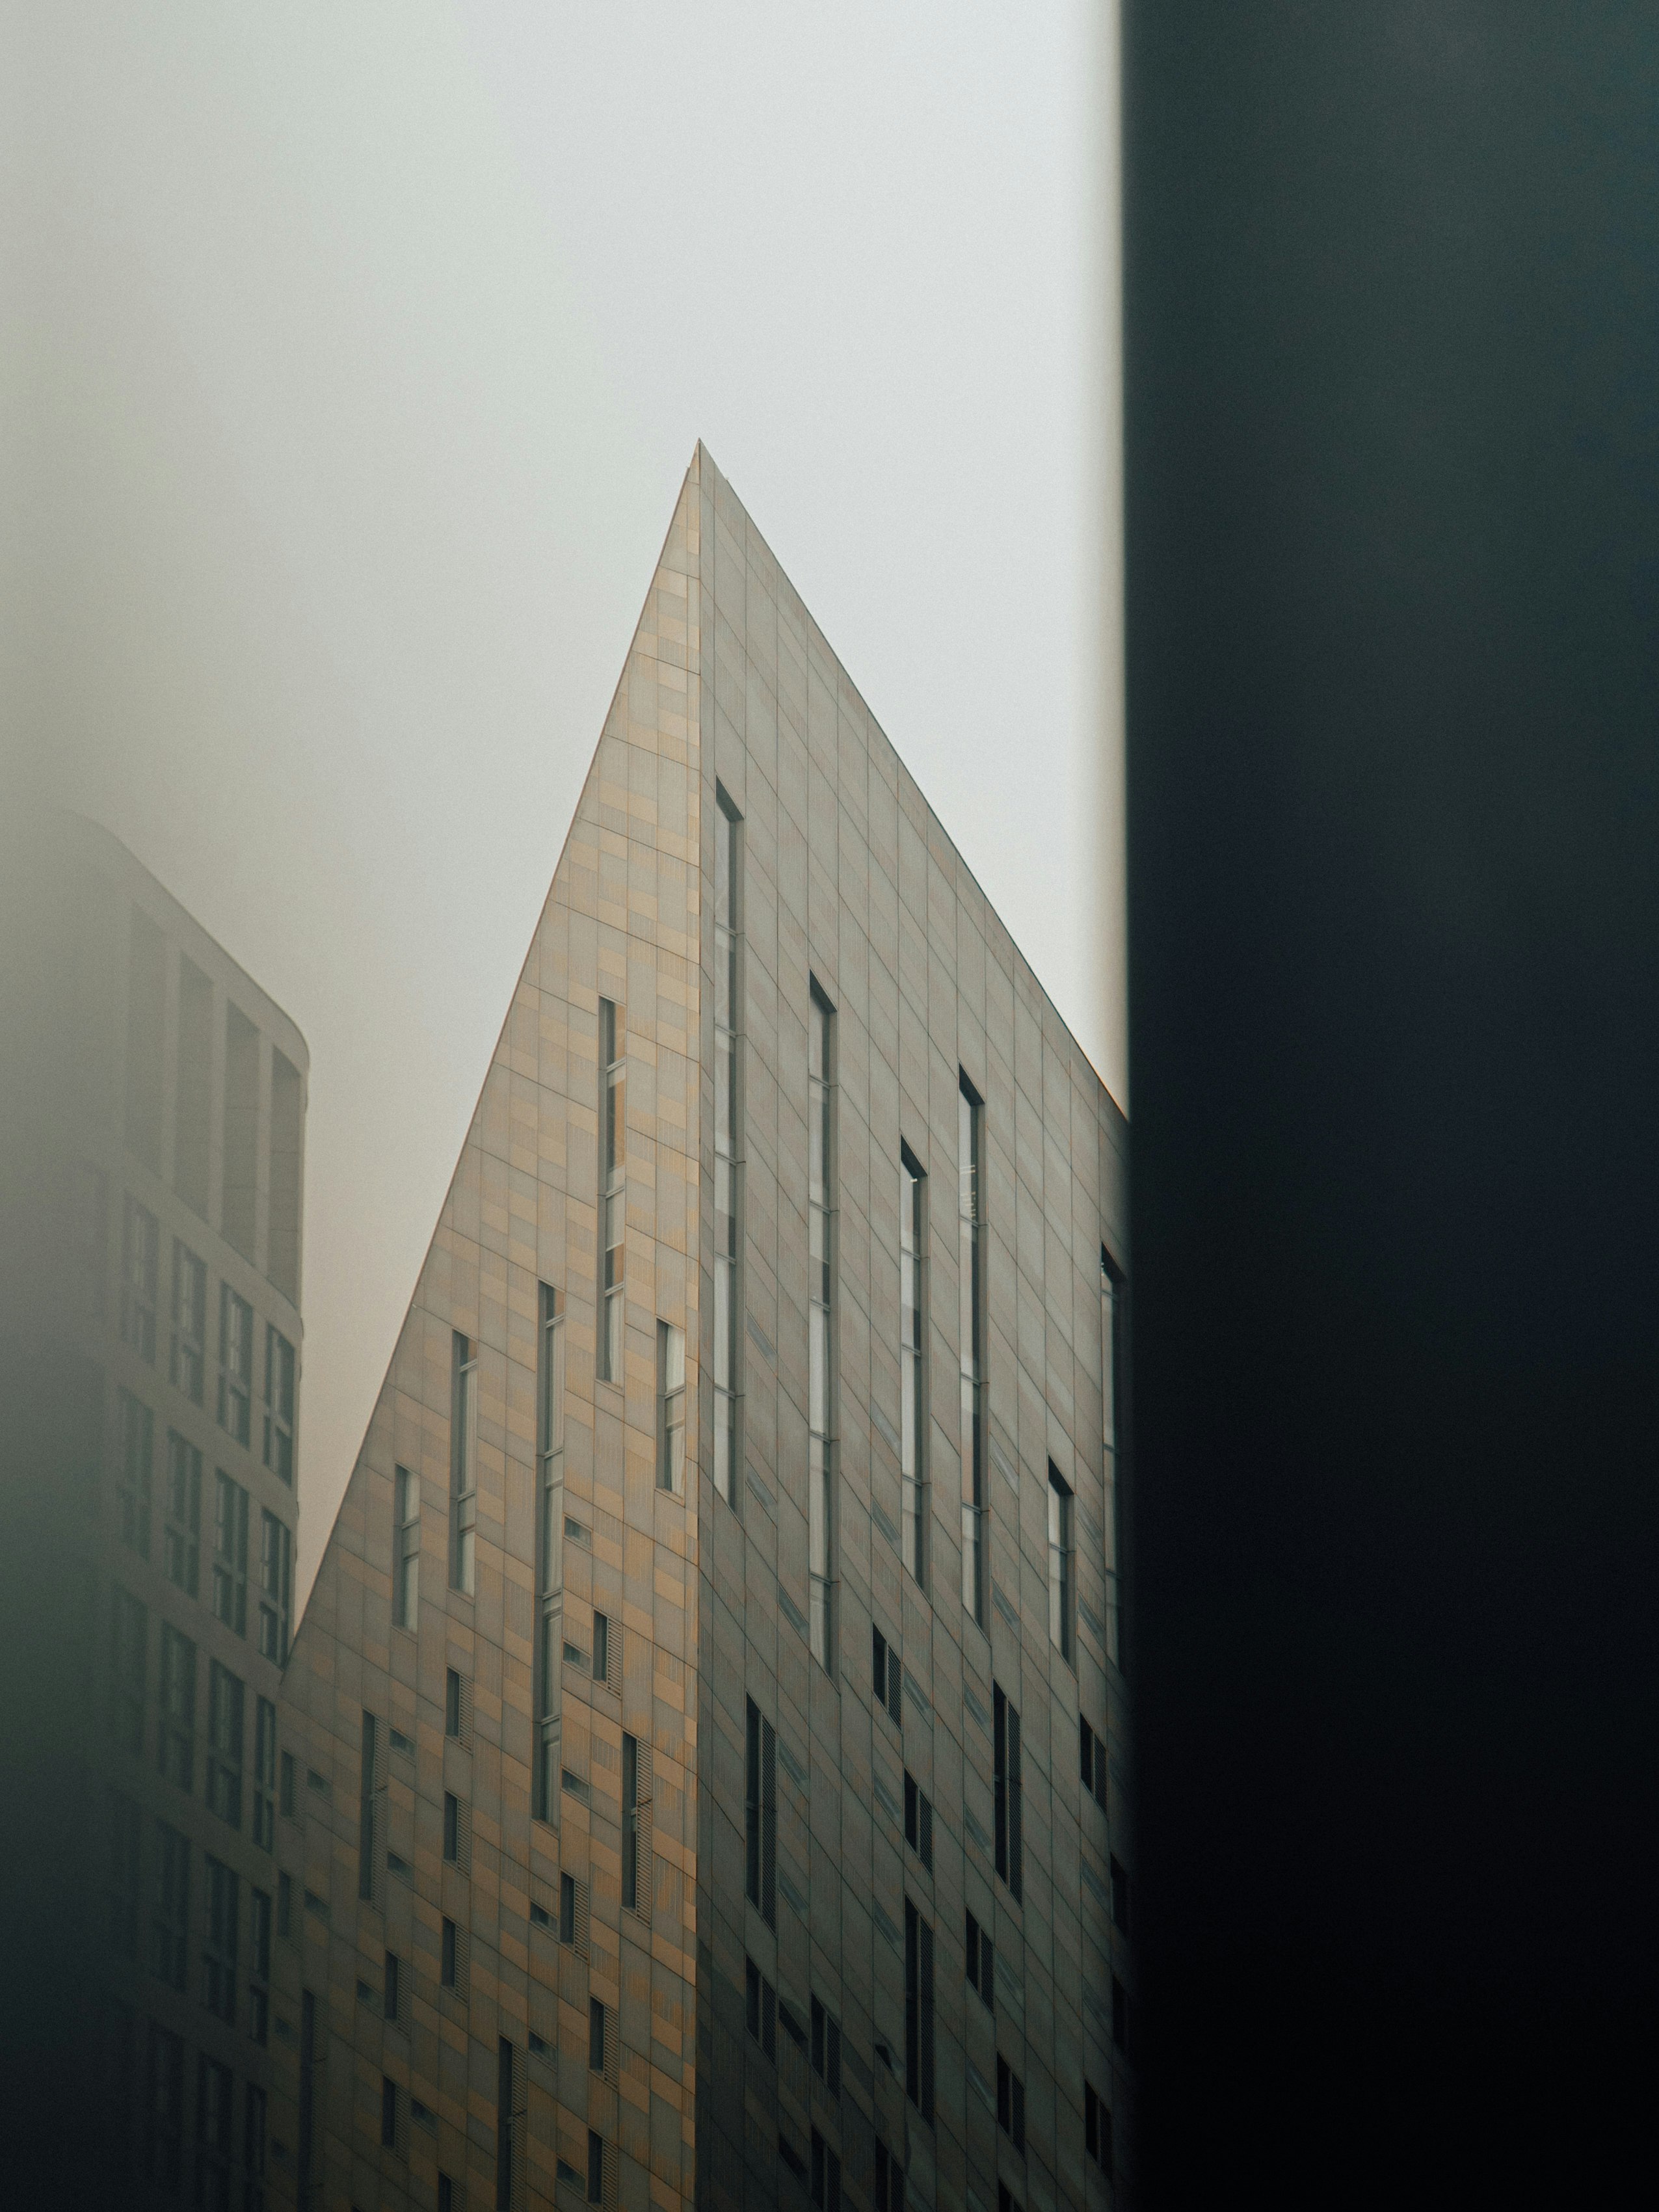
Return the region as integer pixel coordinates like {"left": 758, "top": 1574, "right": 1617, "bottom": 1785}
{"left": 13, "top": 3, "right": 1122, "bottom": 1597}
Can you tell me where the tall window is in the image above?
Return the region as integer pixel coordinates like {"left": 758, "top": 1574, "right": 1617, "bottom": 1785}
{"left": 152, "top": 1824, "right": 190, "bottom": 1989}
{"left": 1102, "top": 1246, "right": 1125, "bottom": 1669}
{"left": 713, "top": 788, "right": 743, "bottom": 1502}
{"left": 110, "top": 1586, "right": 147, "bottom": 1753}
{"left": 1048, "top": 1464, "right": 1074, "bottom": 1664}
{"left": 899, "top": 1145, "right": 927, "bottom": 1586}
{"left": 118, "top": 1387, "right": 153, "bottom": 1557}
{"left": 358, "top": 1712, "right": 378, "bottom": 1901}
{"left": 657, "top": 1322, "right": 685, "bottom": 1492}
{"left": 207, "top": 1661, "right": 245, "bottom": 1827}
{"left": 959, "top": 1075, "right": 987, "bottom": 1623}
{"left": 245, "top": 2083, "right": 269, "bottom": 2211}
{"left": 203, "top": 1859, "right": 239, "bottom": 2021}
{"left": 450, "top": 1333, "right": 477, "bottom": 1595}
{"left": 157, "top": 1624, "right": 195, "bottom": 1789}
{"left": 120, "top": 1195, "right": 159, "bottom": 1362}
{"left": 169, "top": 1241, "right": 206, "bottom": 1403}
{"left": 258, "top": 1510, "right": 292, "bottom": 1663}
{"left": 808, "top": 983, "right": 837, "bottom": 1672}
{"left": 163, "top": 1432, "right": 202, "bottom": 1597}
{"left": 597, "top": 998, "right": 626, "bottom": 1382}
{"left": 218, "top": 1285, "right": 253, "bottom": 1447}
{"left": 263, "top": 1326, "right": 295, "bottom": 1484}
{"left": 252, "top": 1698, "right": 277, "bottom": 1848}
{"left": 621, "top": 1733, "right": 642, "bottom": 1912}
{"left": 393, "top": 1465, "right": 420, "bottom": 1629}
{"left": 993, "top": 1683, "right": 1023, "bottom": 1900}
{"left": 904, "top": 1899, "right": 935, "bottom": 2124}
{"left": 107, "top": 1787, "right": 141, "bottom": 1956}
{"left": 213, "top": 1471, "right": 249, "bottom": 1636}
{"left": 535, "top": 1285, "right": 564, "bottom": 1822}
{"left": 745, "top": 1698, "right": 775, "bottom": 1928}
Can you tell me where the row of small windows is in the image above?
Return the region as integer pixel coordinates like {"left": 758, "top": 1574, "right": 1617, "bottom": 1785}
{"left": 116, "top": 1392, "right": 293, "bottom": 1660}
{"left": 116, "top": 1193, "right": 297, "bottom": 1482}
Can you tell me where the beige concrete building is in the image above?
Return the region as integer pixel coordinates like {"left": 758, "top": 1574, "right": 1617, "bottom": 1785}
{"left": 272, "top": 447, "right": 1129, "bottom": 2212}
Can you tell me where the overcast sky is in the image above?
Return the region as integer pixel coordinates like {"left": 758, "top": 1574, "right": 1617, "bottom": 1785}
{"left": 13, "top": 2, "right": 1121, "bottom": 1598}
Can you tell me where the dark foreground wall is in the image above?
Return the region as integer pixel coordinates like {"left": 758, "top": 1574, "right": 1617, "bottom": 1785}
{"left": 1122, "top": 8, "right": 1659, "bottom": 2204}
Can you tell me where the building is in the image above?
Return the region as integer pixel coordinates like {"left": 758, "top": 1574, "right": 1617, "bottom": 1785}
{"left": 272, "top": 447, "right": 1129, "bottom": 2212}
{"left": 38, "top": 816, "right": 308, "bottom": 2206}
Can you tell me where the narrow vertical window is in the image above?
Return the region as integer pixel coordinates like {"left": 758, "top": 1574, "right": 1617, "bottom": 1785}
{"left": 110, "top": 1586, "right": 148, "bottom": 1753}
{"left": 252, "top": 1697, "right": 277, "bottom": 1849}
{"left": 120, "top": 1195, "right": 159, "bottom": 1362}
{"left": 244, "top": 2083, "right": 268, "bottom": 2211}
{"left": 107, "top": 1787, "right": 141, "bottom": 1957}
{"left": 262, "top": 1326, "right": 295, "bottom": 1484}
{"left": 904, "top": 1899, "right": 935, "bottom": 2123}
{"left": 198, "top": 2055, "right": 235, "bottom": 2200}
{"left": 1048, "top": 1464, "right": 1074, "bottom": 1664}
{"left": 899, "top": 1145, "right": 927, "bottom": 1586}
{"left": 620, "top": 1732, "right": 643, "bottom": 1911}
{"left": 808, "top": 982, "right": 837, "bottom": 1670}
{"left": 393, "top": 1466, "right": 420, "bottom": 1631}
{"left": 993, "top": 1683, "right": 1022, "bottom": 1899}
{"left": 152, "top": 1822, "right": 191, "bottom": 1988}
{"left": 450, "top": 1332, "right": 477, "bottom": 1595}
{"left": 592, "top": 1612, "right": 610, "bottom": 1686}
{"left": 745, "top": 1697, "right": 776, "bottom": 1926}
{"left": 217, "top": 1285, "right": 253, "bottom": 1447}
{"left": 163, "top": 1432, "right": 202, "bottom": 1597}
{"left": 258, "top": 1510, "right": 291, "bottom": 1662}
{"left": 157, "top": 1624, "right": 196, "bottom": 1790}
{"left": 959, "top": 1075, "right": 987, "bottom": 1623}
{"left": 535, "top": 1284, "right": 564, "bottom": 1822}
{"left": 169, "top": 1240, "right": 206, "bottom": 1403}
{"left": 203, "top": 1859, "right": 239, "bottom": 2020}
{"left": 589, "top": 1996, "right": 606, "bottom": 2071}
{"left": 206, "top": 1662, "right": 245, "bottom": 1827}
{"left": 358, "top": 1712, "right": 378, "bottom": 1900}
{"left": 496, "top": 2038, "right": 518, "bottom": 2212}
{"left": 597, "top": 998, "right": 626, "bottom": 1382}
{"left": 249, "top": 1889, "right": 272, "bottom": 2044}
{"left": 212, "top": 1471, "right": 249, "bottom": 1635}
{"left": 713, "top": 787, "right": 743, "bottom": 1501}
{"left": 384, "top": 1950, "right": 401, "bottom": 2021}
{"left": 657, "top": 1320, "right": 685, "bottom": 1491}
{"left": 1102, "top": 1246, "right": 1126, "bottom": 1669}
{"left": 117, "top": 1387, "right": 153, "bottom": 1558}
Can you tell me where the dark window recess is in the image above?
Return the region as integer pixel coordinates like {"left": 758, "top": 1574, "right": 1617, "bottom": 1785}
{"left": 1110, "top": 1854, "right": 1130, "bottom": 1934}
{"left": 810, "top": 1995, "right": 842, "bottom": 2096}
{"left": 1112, "top": 1973, "right": 1130, "bottom": 2054}
{"left": 559, "top": 1873, "right": 577, "bottom": 1945}
{"left": 280, "top": 1752, "right": 296, "bottom": 1817}
{"left": 587, "top": 2129, "right": 605, "bottom": 2204}
{"left": 872, "top": 1625, "right": 903, "bottom": 1724}
{"left": 745, "top": 1698, "right": 776, "bottom": 1927}
{"left": 440, "top": 1917, "right": 458, "bottom": 1990}
{"left": 380, "top": 2077, "right": 397, "bottom": 2150}
{"left": 589, "top": 1997, "right": 606, "bottom": 2072}
{"left": 904, "top": 1899, "right": 935, "bottom": 2123}
{"left": 358, "top": 1712, "right": 378, "bottom": 1900}
{"left": 438, "top": 2175, "right": 455, "bottom": 2212}
{"left": 1080, "top": 1715, "right": 1109, "bottom": 1809}
{"left": 778, "top": 1998, "right": 807, "bottom": 2053}
{"left": 529, "top": 1900, "right": 551, "bottom": 1929}
{"left": 904, "top": 1772, "right": 933, "bottom": 1870}
{"left": 443, "top": 1792, "right": 461, "bottom": 1864}
{"left": 874, "top": 2142, "right": 904, "bottom": 2212}
{"left": 1085, "top": 2083, "right": 1113, "bottom": 2175}
{"left": 745, "top": 1958, "right": 777, "bottom": 2060}
{"left": 384, "top": 1952, "right": 401, "bottom": 2023}
{"left": 997, "top": 2056, "right": 1026, "bottom": 2153}
{"left": 810, "top": 2129, "right": 842, "bottom": 2211}
{"left": 779, "top": 2133, "right": 808, "bottom": 2183}
{"left": 528, "top": 2031, "right": 550, "bottom": 2057}
{"left": 445, "top": 1667, "right": 466, "bottom": 1738}
{"left": 998, "top": 2186, "right": 1024, "bottom": 2212}
{"left": 965, "top": 1910, "right": 994, "bottom": 2012}
{"left": 592, "top": 1611, "right": 609, "bottom": 1684}
{"left": 496, "top": 2038, "right": 520, "bottom": 2212}
{"left": 993, "top": 1683, "right": 1022, "bottom": 1899}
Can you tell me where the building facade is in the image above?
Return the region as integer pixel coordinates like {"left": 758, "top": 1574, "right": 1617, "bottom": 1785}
{"left": 59, "top": 817, "right": 308, "bottom": 2206}
{"left": 272, "top": 448, "right": 1129, "bottom": 2212}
